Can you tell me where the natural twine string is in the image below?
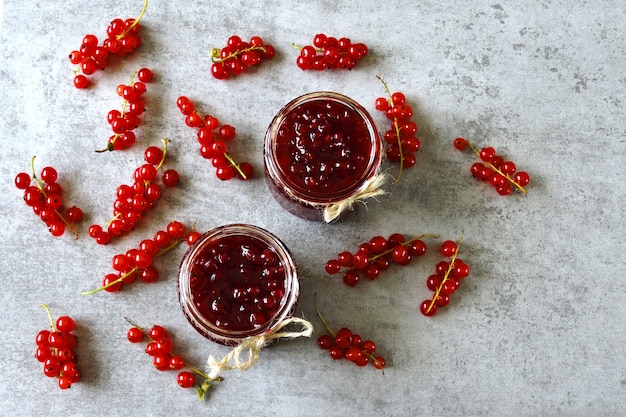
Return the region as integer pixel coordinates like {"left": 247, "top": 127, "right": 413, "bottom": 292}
{"left": 323, "top": 173, "right": 387, "bottom": 223}
{"left": 206, "top": 317, "right": 314, "bottom": 380}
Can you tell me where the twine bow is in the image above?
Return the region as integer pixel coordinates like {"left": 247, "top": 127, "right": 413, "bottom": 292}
{"left": 206, "top": 317, "right": 314, "bottom": 380}
{"left": 323, "top": 173, "right": 387, "bottom": 222}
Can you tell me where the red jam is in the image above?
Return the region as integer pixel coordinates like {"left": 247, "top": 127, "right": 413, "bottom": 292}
{"left": 178, "top": 224, "right": 299, "bottom": 345}
{"left": 265, "top": 92, "right": 382, "bottom": 221}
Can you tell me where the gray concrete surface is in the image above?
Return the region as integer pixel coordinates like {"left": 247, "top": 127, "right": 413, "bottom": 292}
{"left": 0, "top": 1, "right": 624, "bottom": 416}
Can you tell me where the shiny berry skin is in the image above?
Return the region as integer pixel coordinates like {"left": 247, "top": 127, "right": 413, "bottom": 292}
{"left": 440, "top": 240, "right": 457, "bottom": 257}
{"left": 36, "top": 306, "right": 80, "bottom": 388}
{"left": 210, "top": 36, "right": 274, "bottom": 79}
{"left": 73, "top": 74, "right": 89, "bottom": 89}
{"left": 177, "top": 97, "right": 252, "bottom": 180}
{"left": 420, "top": 300, "right": 437, "bottom": 316}
{"left": 297, "top": 35, "right": 367, "bottom": 70}
{"left": 325, "top": 259, "right": 341, "bottom": 274}
{"left": 453, "top": 137, "right": 467, "bottom": 151}
{"left": 317, "top": 334, "right": 334, "bottom": 349}
{"left": 55, "top": 316, "right": 75, "bottom": 333}
{"left": 127, "top": 327, "right": 144, "bottom": 343}
{"left": 148, "top": 325, "right": 167, "bottom": 341}
{"left": 514, "top": 172, "right": 531, "bottom": 187}
{"left": 137, "top": 67, "right": 153, "bottom": 83}
{"left": 177, "top": 371, "right": 195, "bottom": 388}
{"left": 342, "top": 270, "right": 360, "bottom": 287}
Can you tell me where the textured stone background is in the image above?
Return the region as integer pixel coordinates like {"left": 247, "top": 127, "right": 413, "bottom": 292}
{"left": 0, "top": 0, "right": 624, "bottom": 416}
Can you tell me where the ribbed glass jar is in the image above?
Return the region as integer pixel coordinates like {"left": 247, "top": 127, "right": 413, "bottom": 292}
{"left": 264, "top": 92, "right": 382, "bottom": 221}
{"left": 178, "top": 224, "right": 299, "bottom": 346}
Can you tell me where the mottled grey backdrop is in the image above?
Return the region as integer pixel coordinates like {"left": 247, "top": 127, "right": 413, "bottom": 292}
{"left": 0, "top": 1, "right": 624, "bottom": 416}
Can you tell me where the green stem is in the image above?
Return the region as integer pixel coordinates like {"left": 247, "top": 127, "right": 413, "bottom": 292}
{"left": 122, "top": 317, "right": 215, "bottom": 381}
{"left": 41, "top": 304, "right": 57, "bottom": 332}
{"left": 116, "top": 0, "right": 148, "bottom": 40}
{"left": 80, "top": 236, "right": 183, "bottom": 295}
{"left": 425, "top": 232, "right": 464, "bottom": 314}
{"left": 464, "top": 138, "right": 527, "bottom": 195}
{"left": 211, "top": 45, "right": 269, "bottom": 63}
{"left": 30, "top": 156, "right": 79, "bottom": 238}
{"left": 340, "top": 233, "right": 439, "bottom": 276}
{"left": 376, "top": 75, "right": 405, "bottom": 184}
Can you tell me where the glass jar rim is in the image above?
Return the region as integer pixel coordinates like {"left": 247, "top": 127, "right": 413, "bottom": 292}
{"left": 178, "top": 223, "right": 299, "bottom": 345}
{"left": 264, "top": 91, "right": 382, "bottom": 206}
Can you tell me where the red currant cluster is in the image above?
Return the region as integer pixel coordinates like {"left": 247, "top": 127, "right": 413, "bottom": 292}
{"left": 315, "top": 299, "right": 385, "bottom": 370}
{"left": 210, "top": 35, "right": 276, "bottom": 80}
{"left": 88, "top": 140, "right": 179, "bottom": 244}
{"left": 69, "top": 0, "right": 148, "bottom": 88}
{"left": 325, "top": 233, "right": 435, "bottom": 287}
{"left": 126, "top": 320, "right": 216, "bottom": 401}
{"left": 82, "top": 221, "right": 196, "bottom": 295}
{"left": 454, "top": 137, "right": 530, "bottom": 196}
{"left": 375, "top": 77, "right": 420, "bottom": 182}
{"left": 420, "top": 237, "right": 470, "bottom": 316}
{"left": 98, "top": 68, "right": 153, "bottom": 152}
{"left": 295, "top": 34, "right": 368, "bottom": 70}
{"left": 176, "top": 96, "right": 254, "bottom": 180}
{"left": 15, "top": 158, "right": 83, "bottom": 238}
{"left": 35, "top": 305, "right": 80, "bottom": 390}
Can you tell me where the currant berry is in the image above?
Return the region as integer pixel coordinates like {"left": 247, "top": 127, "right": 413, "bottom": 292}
{"left": 177, "top": 371, "right": 195, "bottom": 388}
{"left": 440, "top": 240, "right": 457, "bottom": 257}
{"left": 327, "top": 233, "right": 437, "bottom": 286}
{"left": 295, "top": 35, "right": 368, "bottom": 70}
{"left": 98, "top": 70, "right": 151, "bottom": 152}
{"left": 421, "top": 233, "right": 470, "bottom": 316}
{"left": 70, "top": 0, "right": 148, "bottom": 87}
{"left": 210, "top": 36, "right": 275, "bottom": 79}
{"left": 81, "top": 221, "right": 192, "bottom": 295}
{"left": 177, "top": 96, "right": 253, "bottom": 180}
{"left": 127, "top": 327, "right": 144, "bottom": 343}
{"left": 124, "top": 318, "right": 217, "bottom": 400}
{"left": 454, "top": 137, "right": 529, "bottom": 195}
{"left": 16, "top": 157, "right": 81, "bottom": 238}
{"left": 314, "top": 296, "right": 385, "bottom": 372}
{"left": 37, "top": 305, "right": 80, "bottom": 388}
{"left": 376, "top": 76, "right": 420, "bottom": 183}
{"left": 91, "top": 139, "right": 177, "bottom": 244}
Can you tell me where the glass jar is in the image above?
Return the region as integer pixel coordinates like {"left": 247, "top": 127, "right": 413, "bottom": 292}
{"left": 264, "top": 92, "right": 383, "bottom": 222}
{"left": 178, "top": 224, "right": 299, "bottom": 346}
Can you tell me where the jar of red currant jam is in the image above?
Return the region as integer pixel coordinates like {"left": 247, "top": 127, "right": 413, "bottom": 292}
{"left": 178, "top": 224, "right": 299, "bottom": 346}
{"left": 264, "top": 92, "right": 384, "bottom": 222}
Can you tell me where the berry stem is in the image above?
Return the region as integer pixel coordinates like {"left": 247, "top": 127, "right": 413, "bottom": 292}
{"left": 80, "top": 235, "right": 183, "bottom": 295}
{"left": 376, "top": 75, "right": 405, "bottom": 184}
{"left": 369, "top": 233, "right": 438, "bottom": 263}
{"left": 123, "top": 317, "right": 220, "bottom": 402}
{"left": 41, "top": 303, "right": 58, "bottom": 332}
{"left": 313, "top": 293, "right": 336, "bottom": 337}
{"left": 122, "top": 317, "right": 212, "bottom": 379}
{"left": 211, "top": 45, "right": 269, "bottom": 63}
{"left": 425, "top": 232, "right": 464, "bottom": 315}
{"left": 29, "top": 156, "right": 79, "bottom": 239}
{"left": 81, "top": 267, "right": 139, "bottom": 295}
{"left": 192, "top": 111, "right": 248, "bottom": 180}
{"left": 222, "top": 152, "right": 248, "bottom": 180}
{"left": 463, "top": 138, "right": 528, "bottom": 195}
{"left": 117, "top": 0, "right": 149, "bottom": 40}
{"left": 313, "top": 294, "right": 385, "bottom": 371}
{"left": 341, "top": 233, "right": 439, "bottom": 275}
{"left": 96, "top": 72, "right": 137, "bottom": 153}
{"left": 155, "top": 138, "right": 169, "bottom": 172}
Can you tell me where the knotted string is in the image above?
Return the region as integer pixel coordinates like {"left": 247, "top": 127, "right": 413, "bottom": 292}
{"left": 323, "top": 173, "right": 387, "bottom": 222}
{"left": 206, "top": 317, "right": 313, "bottom": 380}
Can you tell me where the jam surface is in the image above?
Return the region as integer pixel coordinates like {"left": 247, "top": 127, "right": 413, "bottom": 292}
{"left": 189, "top": 234, "right": 286, "bottom": 333}
{"left": 274, "top": 99, "right": 373, "bottom": 199}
